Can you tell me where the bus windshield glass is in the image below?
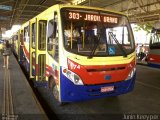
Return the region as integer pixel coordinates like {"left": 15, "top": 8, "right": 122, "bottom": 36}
{"left": 61, "top": 8, "right": 134, "bottom": 57}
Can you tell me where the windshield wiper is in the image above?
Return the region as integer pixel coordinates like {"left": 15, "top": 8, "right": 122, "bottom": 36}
{"left": 108, "top": 32, "right": 127, "bottom": 57}
{"left": 88, "top": 35, "right": 100, "bottom": 59}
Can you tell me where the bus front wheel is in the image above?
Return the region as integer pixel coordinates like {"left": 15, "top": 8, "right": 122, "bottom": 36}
{"left": 49, "top": 76, "right": 67, "bottom": 105}
{"left": 49, "top": 77, "right": 59, "bottom": 101}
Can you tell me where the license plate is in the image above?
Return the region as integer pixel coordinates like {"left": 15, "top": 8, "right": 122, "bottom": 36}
{"left": 101, "top": 86, "right": 114, "bottom": 93}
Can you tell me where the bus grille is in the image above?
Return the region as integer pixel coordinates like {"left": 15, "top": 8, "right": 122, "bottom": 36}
{"left": 86, "top": 67, "right": 125, "bottom": 72}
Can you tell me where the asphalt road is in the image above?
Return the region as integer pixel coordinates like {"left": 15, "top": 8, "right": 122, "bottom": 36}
{"left": 37, "top": 65, "right": 160, "bottom": 120}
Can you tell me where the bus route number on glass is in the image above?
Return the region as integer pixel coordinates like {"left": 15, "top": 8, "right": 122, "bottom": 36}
{"left": 68, "top": 11, "right": 118, "bottom": 24}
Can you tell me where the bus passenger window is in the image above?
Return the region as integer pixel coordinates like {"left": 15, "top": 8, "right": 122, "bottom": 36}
{"left": 53, "top": 12, "right": 59, "bottom": 62}
{"left": 24, "top": 26, "right": 29, "bottom": 42}
{"left": 20, "top": 30, "right": 23, "bottom": 45}
{"left": 47, "top": 12, "right": 59, "bottom": 62}
{"left": 47, "top": 20, "right": 54, "bottom": 51}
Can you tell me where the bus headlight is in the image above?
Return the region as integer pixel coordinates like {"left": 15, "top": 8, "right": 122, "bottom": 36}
{"left": 62, "top": 67, "right": 83, "bottom": 85}
{"left": 125, "top": 67, "right": 136, "bottom": 81}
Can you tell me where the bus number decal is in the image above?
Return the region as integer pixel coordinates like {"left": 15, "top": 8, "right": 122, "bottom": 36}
{"left": 68, "top": 59, "right": 80, "bottom": 70}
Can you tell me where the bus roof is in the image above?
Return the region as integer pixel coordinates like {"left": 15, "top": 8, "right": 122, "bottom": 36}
{"left": 59, "top": 4, "right": 125, "bottom": 16}
{"left": 21, "top": 4, "right": 126, "bottom": 28}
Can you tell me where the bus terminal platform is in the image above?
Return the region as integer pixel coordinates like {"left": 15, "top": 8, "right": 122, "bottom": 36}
{"left": 0, "top": 53, "right": 47, "bottom": 120}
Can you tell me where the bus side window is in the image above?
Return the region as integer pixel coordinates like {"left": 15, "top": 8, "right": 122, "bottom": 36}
{"left": 24, "top": 26, "right": 29, "bottom": 42}
{"left": 53, "top": 12, "right": 59, "bottom": 62}
{"left": 20, "top": 30, "right": 23, "bottom": 45}
{"left": 47, "top": 12, "right": 59, "bottom": 62}
{"left": 47, "top": 19, "right": 54, "bottom": 52}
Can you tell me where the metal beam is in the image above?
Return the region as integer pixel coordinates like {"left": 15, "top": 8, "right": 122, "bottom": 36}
{"left": 129, "top": 9, "right": 160, "bottom": 18}
{"left": 131, "top": 16, "right": 160, "bottom": 23}
{"left": 19, "top": 10, "right": 40, "bottom": 14}
{"left": 19, "top": 4, "right": 48, "bottom": 9}
{"left": 121, "top": 1, "right": 160, "bottom": 12}
{"left": 10, "top": 0, "right": 19, "bottom": 27}
{"left": 14, "top": 0, "right": 30, "bottom": 25}
{"left": 18, "top": 0, "right": 30, "bottom": 16}
{"left": 19, "top": 14, "right": 34, "bottom": 17}
{"left": 101, "top": 0, "right": 129, "bottom": 8}
{"left": 32, "top": 0, "right": 47, "bottom": 13}
{"left": 0, "top": 8, "right": 40, "bottom": 14}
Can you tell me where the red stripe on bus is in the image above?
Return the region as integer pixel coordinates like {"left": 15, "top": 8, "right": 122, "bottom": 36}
{"left": 68, "top": 58, "right": 136, "bottom": 85}
{"left": 148, "top": 54, "right": 160, "bottom": 63}
{"left": 23, "top": 44, "right": 30, "bottom": 60}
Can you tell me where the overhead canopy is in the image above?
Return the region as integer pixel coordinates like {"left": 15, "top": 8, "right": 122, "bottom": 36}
{"left": 0, "top": 0, "right": 160, "bottom": 30}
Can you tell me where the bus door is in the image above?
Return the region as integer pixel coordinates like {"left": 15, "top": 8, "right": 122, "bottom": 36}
{"left": 35, "top": 18, "right": 47, "bottom": 86}
{"left": 29, "top": 20, "right": 36, "bottom": 79}
{"left": 19, "top": 29, "right": 24, "bottom": 64}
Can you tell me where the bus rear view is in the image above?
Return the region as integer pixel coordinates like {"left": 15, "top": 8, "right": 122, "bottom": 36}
{"left": 148, "top": 28, "right": 160, "bottom": 68}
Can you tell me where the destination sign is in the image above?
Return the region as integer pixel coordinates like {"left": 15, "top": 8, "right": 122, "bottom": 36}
{"left": 68, "top": 11, "right": 118, "bottom": 24}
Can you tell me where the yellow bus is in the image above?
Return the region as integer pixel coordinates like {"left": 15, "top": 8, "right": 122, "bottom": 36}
{"left": 12, "top": 32, "right": 20, "bottom": 58}
{"left": 13, "top": 4, "right": 136, "bottom": 103}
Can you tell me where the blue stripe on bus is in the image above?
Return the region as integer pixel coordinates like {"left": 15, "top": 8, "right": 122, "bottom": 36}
{"left": 21, "top": 54, "right": 30, "bottom": 72}
{"left": 20, "top": 46, "right": 24, "bottom": 63}
{"left": 60, "top": 67, "right": 136, "bottom": 102}
{"left": 148, "top": 63, "right": 160, "bottom": 69}
{"left": 33, "top": 81, "right": 48, "bottom": 87}
{"left": 32, "top": 68, "right": 35, "bottom": 76}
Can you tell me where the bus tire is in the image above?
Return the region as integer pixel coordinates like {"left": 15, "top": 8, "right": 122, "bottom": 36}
{"left": 48, "top": 76, "right": 59, "bottom": 101}
{"left": 48, "top": 76, "right": 67, "bottom": 106}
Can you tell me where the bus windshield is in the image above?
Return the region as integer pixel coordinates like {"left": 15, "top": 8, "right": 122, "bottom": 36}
{"left": 61, "top": 8, "right": 135, "bottom": 57}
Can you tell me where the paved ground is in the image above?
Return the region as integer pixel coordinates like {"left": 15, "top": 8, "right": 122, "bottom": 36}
{"left": 0, "top": 54, "right": 46, "bottom": 120}
{"left": 2, "top": 53, "right": 158, "bottom": 120}
{"left": 0, "top": 54, "right": 4, "bottom": 117}
{"left": 37, "top": 65, "right": 160, "bottom": 120}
